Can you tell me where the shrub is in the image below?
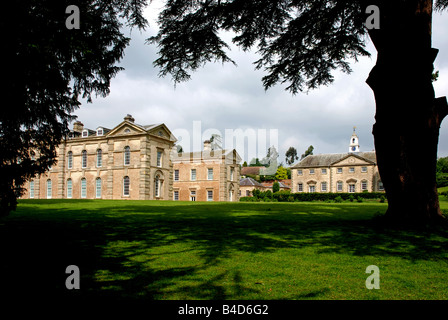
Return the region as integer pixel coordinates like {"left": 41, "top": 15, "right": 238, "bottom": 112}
{"left": 380, "top": 196, "right": 386, "bottom": 203}
{"left": 334, "top": 196, "right": 343, "bottom": 203}
{"left": 349, "top": 195, "right": 354, "bottom": 202}
{"left": 357, "top": 196, "right": 363, "bottom": 203}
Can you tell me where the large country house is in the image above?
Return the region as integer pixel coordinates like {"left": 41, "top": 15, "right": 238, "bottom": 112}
{"left": 22, "top": 115, "right": 242, "bottom": 201}
{"left": 22, "top": 115, "right": 177, "bottom": 200}
{"left": 290, "top": 129, "right": 384, "bottom": 193}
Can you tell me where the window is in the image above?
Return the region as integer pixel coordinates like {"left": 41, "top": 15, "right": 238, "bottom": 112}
{"left": 96, "top": 178, "right": 102, "bottom": 198}
{"left": 230, "top": 167, "right": 234, "bottom": 181}
{"left": 67, "top": 151, "right": 73, "bottom": 169}
{"left": 349, "top": 184, "right": 356, "bottom": 193}
{"left": 96, "top": 149, "right": 102, "bottom": 167}
{"left": 321, "top": 169, "right": 327, "bottom": 174}
{"left": 82, "top": 130, "right": 88, "bottom": 137}
{"left": 349, "top": 167, "right": 355, "bottom": 173}
{"left": 124, "top": 146, "right": 130, "bottom": 165}
{"left": 81, "top": 178, "right": 87, "bottom": 198}
{"left": 337, "top": 168, "right": 343, "bottom": 174}
{"left": 298, "top": 170, "right": 303, "bottom": 175}
{"left": 157, "top": 151, "right": 162, "bottom": 167}
{"left": 337, "top": 181, "right": 343, "bottom": 192}
{"left": 174, "top": 170, "right": 179, "bottom": 181}
{"left": 123, "top": 176, "right": 130, "bottom": 196}
{"left": 155, "top": 175, "right": 161, "bottom": 198}
{"left": 173, "top": 191, "right": 179, "bottom": 201}
{"left": 361, "top": 180, "right": 368, "bottom": 191}
{"left": 298, "top": 183, "right": 303, "bottom": 192}
{"left": 67, "top": 179, "right": 72, "bottom": 198}
{"left": 309, "top": 185, "right": 316, "bottom": 193}
{"left": 30, "top": 181, "right": 34, "bottom": 199}
{"left": 207, "top": 190, "right": 213, "bottom": 201}
{"left": 190, "top": 190, "right": 196, "bottom": 201}
{"left": 82, "top": 150, "right": 87, "bottom": 168}
{"left": 124, "top": 128, "right": 131, "bottom": 133}
{"left": 378, "top": 181, "right": 384, "bottom": 191}
{"left": 207, "top": 168, "right": 213, "bottom": 180}
{"left": 362, "top": 166, "right": 368, "bottom": 173}
{"left": 97, "top": 128, "right": 103, "bottom": 136}
{"left": 310, "top": 169, "right": 315, "bottom": 174}
{"left": 321, "top": 182, "right": 327, "bottom": 192}
{"left": 191, "top": 169, "right": 196, "bottom": 181}
{"left": 246, "top": 190, "right": 251, "bottom": 196}
{"left": 46, "top": 179, "right": 52, "bottom": 199}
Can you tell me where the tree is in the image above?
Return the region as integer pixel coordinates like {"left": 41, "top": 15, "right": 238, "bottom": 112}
{"left": 275, "top": 166, "right": 289, "bottom": 180}
{"left": 285, "top": 147, "right": 299, "bottom": 165}
{"left": 149, "top": 0, "right": 448, "bottom": 226}
{"left": 209, "top": 133, "right": 223, "bottom": 150}
{"left": 261, "top": 146, "right": 279, "bottom": 175}
{"left": 273, "top": 181, "right": 280, "bottom": 193}
{"left": 1, "top": 0, "right": 148, "bottom": 216}
{"left": 301, "top": 146, "right": 314, "bottom": 160}
{"left": 242, "top": 161, "right": 248, "bottom": 167}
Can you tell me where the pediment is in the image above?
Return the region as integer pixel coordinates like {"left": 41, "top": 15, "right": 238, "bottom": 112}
{"left": 148, "top": 124, "right": 177, "bottom": 142}
{"left": 332, "top": 154, "right": 374, "bottom": 167}
{"left": 106, "top": 121, "right": 146, "bottom": 137}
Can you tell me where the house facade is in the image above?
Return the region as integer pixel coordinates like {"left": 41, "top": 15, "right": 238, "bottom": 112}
{"left": 22, "top": 115, "right": 177, "bottom": 200}
{"left": 172, "top": 141, "right": 242, "bottom": 201}
{"left": 290, "top": 130, "right": 384, "bottom": 193}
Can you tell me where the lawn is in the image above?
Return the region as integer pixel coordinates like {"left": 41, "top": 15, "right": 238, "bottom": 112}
{"left": 1, "top": 197, "right": 448, "bottom": 301}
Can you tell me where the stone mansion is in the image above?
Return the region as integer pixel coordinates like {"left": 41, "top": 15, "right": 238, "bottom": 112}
{"left": 21, "top": 115, "right": 241, "bottom": 201}
{"left": 290, "top": 129, "right": 383, "bottom": 193}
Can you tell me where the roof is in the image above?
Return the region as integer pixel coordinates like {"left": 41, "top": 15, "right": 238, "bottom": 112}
{"left": 240, "top": 177, "right": 265, "bottom": 187}
{"left": 241, "top": 166, "right": 265, "bottom": 176}
{"left": 171, "top": 149, "right": 242, "bottom": 163}
{"left": 291, "top": 151, "right": 376, "bottom": 168}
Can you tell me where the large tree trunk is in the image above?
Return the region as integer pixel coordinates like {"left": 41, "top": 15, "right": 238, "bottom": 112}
{"left": 366, "top": 0, "right": 448, "bottom": 225}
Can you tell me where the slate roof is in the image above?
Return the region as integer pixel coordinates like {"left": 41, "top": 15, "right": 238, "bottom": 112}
{"left": 240, "top": 177, "right": 265, "bottom": 187}
{"left": 291, "top": 151, "right": 377, "bottom": 168}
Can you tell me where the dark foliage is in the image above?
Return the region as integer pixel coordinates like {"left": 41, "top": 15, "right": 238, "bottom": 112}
{"left": 0, "top": 0, "right": 148, "bottom": 215}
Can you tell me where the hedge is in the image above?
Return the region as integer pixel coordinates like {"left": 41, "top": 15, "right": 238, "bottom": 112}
{"left": 240, "top": 190, "right": 386, "bottom": 202}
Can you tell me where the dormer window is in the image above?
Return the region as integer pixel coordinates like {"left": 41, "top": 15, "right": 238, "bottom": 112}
{"left": 82, "top": 130, "right": 88, "bottom": 137}
{"left": 97, "top": 128, "right": 103, "bottom": 136}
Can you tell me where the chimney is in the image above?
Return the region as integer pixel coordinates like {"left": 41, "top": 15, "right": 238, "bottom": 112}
{"left": 203, "top": 140, "right": 211, "bottom": 151}
{"left": 124, "top": 114, "right": 135, "bottom": 123}
{"left": 73, "top": 121, "right": 84, "bottom": 133}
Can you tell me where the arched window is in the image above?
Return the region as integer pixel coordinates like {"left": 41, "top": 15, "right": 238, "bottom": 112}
{"left": 96, "top": 149, "right": 102, "bottom": 167}
{"left": 124, "top": 146, "right": 130, "bottom": 165}
{"left": 67, "top": 179, "right": 73, "bottom": 198}
{"left": 155, "top": 175, "right": 161, "bottom": 198}
{"left": 96, "top": 178, "right": 102, "bottom": 198}
{"left": 82, "top": 150, "right": 87, "bottom": 168}
{"left": 67, "top": 151, "right": 73, "bottom": 169}
{"left": 81, "top": 178, "right": 87, "bottom": 198}
{"left": 46, "top": 179, "right": 52, "bottom": 199}
{"left": 123, "top": 176, "right": 130, "bottom": 196}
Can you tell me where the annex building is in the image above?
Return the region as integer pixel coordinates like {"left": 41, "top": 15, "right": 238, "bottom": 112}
{"left": 290, "top": 129, "right": 384, "bottom": 193}
{"left": 172, "top": 140, "right": 241, "bottom": 202}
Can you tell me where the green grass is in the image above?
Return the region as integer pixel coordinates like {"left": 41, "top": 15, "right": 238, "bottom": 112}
{"left": 1, "top": 197, "right": 448, "bottom": 301}
{"left": 438, "top": 186, "right": 448, "bottom": 193}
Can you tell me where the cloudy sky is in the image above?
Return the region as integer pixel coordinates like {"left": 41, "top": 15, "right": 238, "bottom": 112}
{"left": 74, "top": 3, "right": 448, "bottom": 164}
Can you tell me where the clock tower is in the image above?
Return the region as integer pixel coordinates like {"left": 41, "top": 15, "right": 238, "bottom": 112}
{"left": 349, "top": 127, "right": 360, "bottom": 153}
